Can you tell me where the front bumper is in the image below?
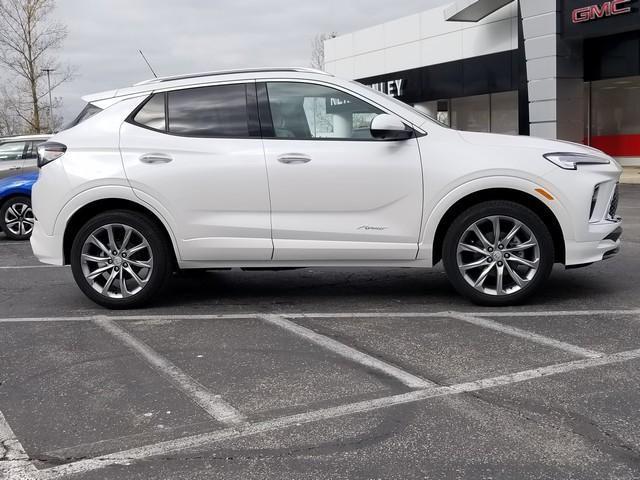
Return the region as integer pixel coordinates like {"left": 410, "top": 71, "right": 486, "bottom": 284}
{"left": 565, "top": 222, "right": 622, "bottom": 266}
{"left": 30, "top": 219, "right": 64, "bottom": 266}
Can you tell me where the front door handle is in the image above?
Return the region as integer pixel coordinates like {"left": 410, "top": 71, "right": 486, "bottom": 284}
{"left": 139, "top": 153, "right": 173, "bottom": 164}
{"left": 277, "top": 153, "right": 311, "bottom": 165}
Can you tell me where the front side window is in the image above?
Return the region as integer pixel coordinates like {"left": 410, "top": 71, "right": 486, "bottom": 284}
{"left": 0, "top": 141, "right": 27, "bottom": 161}
{"left": 168, "top": 84, "right": 250, "bottom": 137}
{"left": 266, "top": 82, "right": 383, "bottom": 140}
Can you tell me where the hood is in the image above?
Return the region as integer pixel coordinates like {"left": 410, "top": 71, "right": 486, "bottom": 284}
{"left": 457, "top": 130, "right": 607, "bottom": 157}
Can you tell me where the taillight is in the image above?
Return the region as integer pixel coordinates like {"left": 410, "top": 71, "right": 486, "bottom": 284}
{"left": 37, "top": 142, "right": 67, "bottom": 168}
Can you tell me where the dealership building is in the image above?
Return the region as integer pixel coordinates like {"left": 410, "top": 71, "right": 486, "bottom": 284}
{"left": 324, "top": 0, "right": 640, "bottom": 165}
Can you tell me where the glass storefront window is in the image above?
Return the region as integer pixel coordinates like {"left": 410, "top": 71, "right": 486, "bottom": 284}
{"left": 490, "top": 91, "right": 518, "bottom": 135}
{"left": 413, "top": 91, "right": 518, "bottom": 134}
{"left": 590, "top": 76, "right": 640, "bottom": 137}
{"left": 451, "top": 94, "right": 490, "bottom": 133}
{"left": 413, "top": 100, "right": 451, "bottom": 127}
{"left": 585, "top": 76, "right": 640, "bottom": 159}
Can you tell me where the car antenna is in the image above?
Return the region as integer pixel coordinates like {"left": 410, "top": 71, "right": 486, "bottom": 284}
{"left": 138, "top": 50, "right": 158, "bottom": 78}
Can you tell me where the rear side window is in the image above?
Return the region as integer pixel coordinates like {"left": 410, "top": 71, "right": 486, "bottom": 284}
{"left": 167, "top": 84, "right": 250, "bottom": 137}
{"left": 133, "top": 93, "right": 166, "bottom": 131}
{"left": 64, "top": 103, "right": 103, "bottom": 130}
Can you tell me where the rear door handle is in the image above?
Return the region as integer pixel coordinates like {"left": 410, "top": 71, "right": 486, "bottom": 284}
{"left": 139, "top": 153, "right": 173, "bottom": 164}
{"left": 277, "top": 153, "right": 311, "bottom": 165}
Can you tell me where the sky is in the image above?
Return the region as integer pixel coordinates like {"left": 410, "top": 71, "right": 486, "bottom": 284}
{"left": 46, "top": 0, "right": 450, "bottom": 121}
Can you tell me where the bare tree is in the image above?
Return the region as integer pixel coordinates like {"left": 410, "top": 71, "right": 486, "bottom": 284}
{"left": 310, "top": 32, "right": 336, "bottom": 71}
{"left": 0, "top": 83, "right": 23, "bottom": 135}
{"left": 0, "top": 0, "right": 73, "bottom": 133}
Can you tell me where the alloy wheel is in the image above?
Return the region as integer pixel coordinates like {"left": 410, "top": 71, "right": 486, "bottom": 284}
{"left": 80, "top": 223, "right": 154, "bottom": 298}
{"left": 4, "top": 201, "right": 34, "bottom": 237}
{"left": 456, "top": 215, "right": 540, "bottom": 296}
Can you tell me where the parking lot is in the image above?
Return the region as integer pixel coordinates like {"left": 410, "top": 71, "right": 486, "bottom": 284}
{"left": 0, "top": 185, "right": 639, "bottom": 480}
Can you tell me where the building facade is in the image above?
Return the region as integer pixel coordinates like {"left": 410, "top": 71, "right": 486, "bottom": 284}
{"left": 325, "top": 0, "right": 640, "bottom": 165}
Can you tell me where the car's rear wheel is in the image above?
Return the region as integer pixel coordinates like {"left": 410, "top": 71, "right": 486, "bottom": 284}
{"left": 442, "top": 200, "right": 554, "bottom": 306}
{"left": 70, "top": 210, "right": 171, "bottom": 309}
{"left": 0, "top": 196, "right": 34, "bottom": 240}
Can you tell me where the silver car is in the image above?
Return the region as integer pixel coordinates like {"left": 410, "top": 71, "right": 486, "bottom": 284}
{"left": 0, "top": 134, "right": 51, "bottom": 180}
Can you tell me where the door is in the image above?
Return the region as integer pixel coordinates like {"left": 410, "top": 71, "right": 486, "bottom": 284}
{"left": 22, "top": 141, "right": 44, "bottom": 172}
{"left": 259, "top": 81, "right": 424, "bottom": 261}
{"left": 120, "top": 82, "right": 273, "bottom": 261}
{"left": 0, "top": 140, "right": 28, "bottom": 179}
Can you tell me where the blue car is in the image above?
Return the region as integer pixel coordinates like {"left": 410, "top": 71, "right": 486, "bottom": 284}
{"left": 0, "top": 171, "right": 37, "bottom": 240}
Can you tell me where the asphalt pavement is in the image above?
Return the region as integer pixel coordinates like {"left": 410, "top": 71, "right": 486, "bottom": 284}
{"left": 1, "top": 185, "right": 639, "bottom": 480}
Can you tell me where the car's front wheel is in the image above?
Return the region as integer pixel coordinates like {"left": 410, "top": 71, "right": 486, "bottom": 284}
{"left": 70, "top": 210, "right": 171, "bottom": 309}
{"left": 442, "top": 200, "right": 554, "bottom": 306}
{"left": 0, "top": 196, "right": 35, "bottom": 240}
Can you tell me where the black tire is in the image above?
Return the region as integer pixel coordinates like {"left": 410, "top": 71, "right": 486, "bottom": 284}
{"left": 70, "top": 210, "right": 172, "bottom": 309}
{"left": 0, "top": 196, "right": 34, "bottom": 241}
{"left": 442, "top": 200, "right": 554, "bottom": 306}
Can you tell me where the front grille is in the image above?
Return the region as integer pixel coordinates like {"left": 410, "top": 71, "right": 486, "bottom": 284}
{"left": 609, "top": 184, "right": 619, "bottom": 219}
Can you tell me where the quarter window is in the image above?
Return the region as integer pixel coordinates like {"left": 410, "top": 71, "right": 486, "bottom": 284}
{"left": 265, "top": 82, "right": 384, "bottom": 140}
{"left": 167, "top": 84, "right": 250, "bottom": 137}
{"left": 0, "top": 141, "right": 27, "bottom": 161}
{"left": 133, "top": 93, "right": 166, "bottom": 131}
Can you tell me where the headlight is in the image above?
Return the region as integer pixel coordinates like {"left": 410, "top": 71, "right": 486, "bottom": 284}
{"left": 544, "top": 152, "right": 610, "bottom": 170}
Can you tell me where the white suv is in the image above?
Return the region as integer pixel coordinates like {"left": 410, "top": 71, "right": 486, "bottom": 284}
{"left": 30, "top": 68, "right": 622, "bottom": 308}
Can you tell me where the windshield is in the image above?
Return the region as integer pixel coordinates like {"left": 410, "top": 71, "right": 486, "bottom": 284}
{"left": 63, "top": 103, "right": 103, "bottom": 130}
{"left": 349, "top": 80, "right": 449, "bottom": 128}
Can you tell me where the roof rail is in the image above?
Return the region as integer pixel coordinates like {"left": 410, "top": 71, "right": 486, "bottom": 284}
{"left": 134, "top": 67, "right": 331, "bottom": 86}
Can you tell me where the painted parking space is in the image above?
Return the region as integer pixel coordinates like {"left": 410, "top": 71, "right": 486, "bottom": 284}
{"left": 120, "top": 317, "right": 401, "bottom": 420}
{"left": 0, "top": 185, "right": 639, "bottom": 479}
{"left": 1, "top": 311, "right": 640, "bottom": 479}
{"left": 490, "top": 312, "right": 640, "bottom": 354}
{"left": 0, "top": 321, "right": 221, "bottom": 467}
{"left": 293, "top": 315, "right": 581, "bottom": 385}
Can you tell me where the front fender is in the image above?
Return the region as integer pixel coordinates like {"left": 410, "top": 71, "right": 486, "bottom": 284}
{"left": 417, "top": 175, "right": 571, "bottom": 264}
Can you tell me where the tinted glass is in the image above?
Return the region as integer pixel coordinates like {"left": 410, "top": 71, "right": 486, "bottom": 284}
{"left": 133, "top": 93, "right": 166, "bottom": 131}
{"left": 168, "top": 84, "right": 249, "bottom": 137}
{"left": 0, "top": 141, "right": 27, "bottom": 161}
{"left": 266, "top": 82, "right": 383, "bottom": 140}
{"left": 63, "top": 103, "right": 103, "bottom": 131}
{"left": 76, "top": 104, "right": 102, "bottom": 125}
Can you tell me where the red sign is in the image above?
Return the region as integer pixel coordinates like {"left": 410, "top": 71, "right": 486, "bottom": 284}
{"left": 572, "top": 0, "right": 632, "bottom": 23}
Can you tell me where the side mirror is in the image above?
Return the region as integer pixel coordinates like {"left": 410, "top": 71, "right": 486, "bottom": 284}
{"left": 370, "top": 114, "right": 413, "bottom": 140}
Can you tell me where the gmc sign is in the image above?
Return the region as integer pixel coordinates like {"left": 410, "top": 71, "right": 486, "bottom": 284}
{"left": 572, "top": 0, "right": 632, "bottom": 23}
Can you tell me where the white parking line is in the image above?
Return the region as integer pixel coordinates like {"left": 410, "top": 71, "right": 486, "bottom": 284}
{"left": 0, "top": 265, "right": 64, "bottom": 270}
{"left": 34, "top": 347, "right": 640, "bottom": 480}
{"left": 0, "top": 313, "right": 265, "bottom": 323}
{"left": 94, "top": 317, "right": 246, "bottom": 426}
{"left": 0, "top": 410, "right": 37, "bottom": 479}
{"left": 261, "top": 314, "right": 434, "bottom": 389}
{"left": 1, "top": 309, "right": 639, "bottom": 324}
{"left": 446, "top": 313, "right": 604, "bottom": 359}
{"left": 470, "top": 309, "right": 640, "bottom": 318}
